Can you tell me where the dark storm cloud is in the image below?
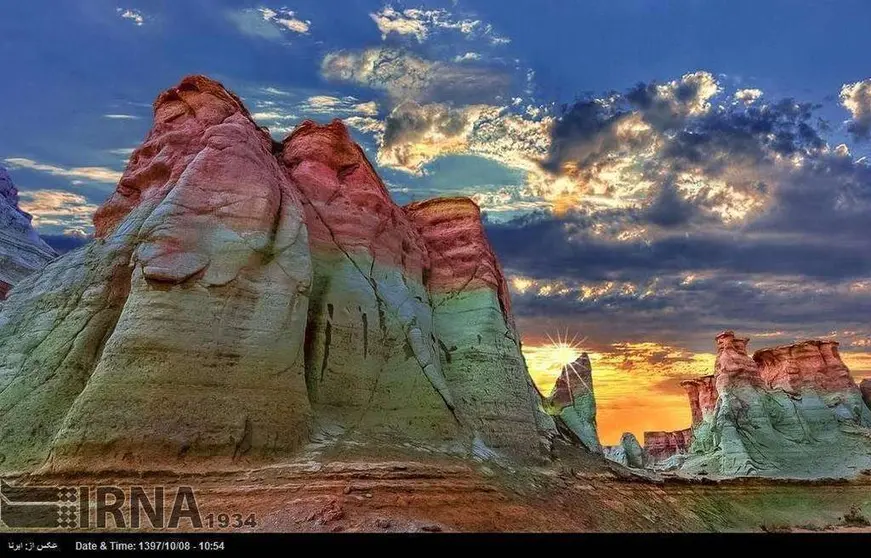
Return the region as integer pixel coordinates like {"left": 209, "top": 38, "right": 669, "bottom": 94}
{"left": 489, "top": 77, "right": 871, "bottom": 351}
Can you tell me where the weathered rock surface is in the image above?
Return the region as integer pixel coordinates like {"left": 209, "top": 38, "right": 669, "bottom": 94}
{"left": 644, "top": 429, "right": 692, "bottom": 463}
{"left": 861, "top": 379, "right": 871, "bottom": 411}
{"left": 679, "top": 331, "right": 871, "bottom": 478}
{"left": 0, "top": 76, "right": 560, "bottom": 474}
{"left": 603, "top": 432, "right": 645, "bottom": 469}
{"left": 680, "top": 375, "right": 718, "bottom": 427}
{"left": 543, "top": 353, "right": 600, "bottom": 452}
{"left": 406, "top": 197, "right": 555, "bottom": 456}
{"left": 0, "top": 165, "right": 57, "bottom": 299}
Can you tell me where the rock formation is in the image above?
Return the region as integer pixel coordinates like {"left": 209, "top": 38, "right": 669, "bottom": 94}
{"left": 543, "top": 353, "right": 600, "bottom": 452}
{"left": 644, "top": 429, "right": 692, "bottom": 464}
{"left": 0, "top": 76, "right": 559, "bottom": 474}
{"left": 861, "top": 379, "right": 871, "bottom": 411}
{"left": 603, "top": 432, "right": 645, "bottom": 469}
{"left": 0, "top": 165, "right": 57, "bottom": 299}
{"left": 680, "top": 376, "right": 718, "bottom": 428}
{"left": 679, "top": 331, "right": 871, "bottom": 478}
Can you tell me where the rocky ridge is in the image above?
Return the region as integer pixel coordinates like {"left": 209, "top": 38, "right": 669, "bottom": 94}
{"left": 543, "top": 353, "right": 600, "bottom": 452}
{"left": 677, "top": 331, "right": 871, "bottom": 478}
{"left": 0, "top": 76, "right": 580, "bottom": 474}
{"left": 0, "top": 165, "right": 57, "bottom": 299}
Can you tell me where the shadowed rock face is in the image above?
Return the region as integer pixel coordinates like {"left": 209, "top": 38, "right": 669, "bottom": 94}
{"left": 862, "top": 379, "right": 871, "bottom": 411}
{"left": 543, "top": 353, "right": 600, "bottom": 453}
{"left": 678, "top": 331, "right": 871, "bottom": 479}
{"left": 0, "top": 166, "right": 57, "bottom": 299}
{"left": 603, "top": 432, "right": 645, "bottom": 469}
{"left": 0, "top": 76, "right": 558, "bottom": 474}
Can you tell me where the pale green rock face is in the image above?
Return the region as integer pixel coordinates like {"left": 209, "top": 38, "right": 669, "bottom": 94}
{"left": 543, "top": 354, "right": 601, "bottom": 454}
{"left": 683, "top": 385, "right": 871, "bottom": 478}
{"left": 0, "top": 125, "right": 315, "bottom": 473}
{"left": 0, "top": 236, "right": 133, "bottom": 472}
{"left": 430, "top": 288, "right": 553, "bottom": 458}
{"left": 603, "top": 433, "right": 645, "bottom": 469}
{"left": 302, "top": 251, "right": 461, "bottom": 444}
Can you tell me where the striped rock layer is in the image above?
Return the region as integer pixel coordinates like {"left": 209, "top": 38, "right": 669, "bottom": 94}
{"left": 0, "top": 76, "right": 556, "bottom": 474}
{"left": 678, "top": 331, "right": 871, "bottom": 478}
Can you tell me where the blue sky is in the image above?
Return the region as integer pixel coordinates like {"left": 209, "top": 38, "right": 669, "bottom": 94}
{"left": 3, "top": 0, "right": 871, "bottom": 366}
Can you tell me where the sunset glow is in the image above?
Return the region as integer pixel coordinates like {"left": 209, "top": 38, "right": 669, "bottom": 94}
{"left": 524, "top": 341, "right": 871, "bottom": 446}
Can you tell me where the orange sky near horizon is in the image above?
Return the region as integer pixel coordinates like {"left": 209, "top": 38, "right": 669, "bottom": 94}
{"left": 523, "top": 342, "right": 871, "bottom": 446}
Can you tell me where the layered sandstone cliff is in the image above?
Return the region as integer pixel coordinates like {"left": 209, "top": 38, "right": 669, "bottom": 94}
{"left": 0, "top": 166, "right": 57, "bottom": 299}
{"left": 644, "top": 429, "right": 692, "bottom": 463}
{"left": 543, "top": 353, "right": 600, "bottom": 452}
{"left": 679, "top": 331, "right": 871, "bottom": 478}
{"left": 0, "top": 76, "right": 559, "bottom": 474}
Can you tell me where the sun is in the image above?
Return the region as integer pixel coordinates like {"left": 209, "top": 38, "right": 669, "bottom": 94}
{"left": 522, "top": 330, "right": 588, "bottom": 394}
{"left": 545, "top": 329, "right": 585, "bottom": 368}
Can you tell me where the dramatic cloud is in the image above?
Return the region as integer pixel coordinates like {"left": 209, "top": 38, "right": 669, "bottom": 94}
{"left": 4, "top": 158, "right": 123, "bottom": 184}
{"left": 321, "top": 47, "right": 512, "bottom": 105}
{"left": 369, "top": 5, "right": 509, "bottom": 44}
{"left": 17, "top": 190, "right": 99, "bottom": 235}
{"left": 116, "top": 8, "right": 144, "bottom": 26}
{"left": 841, "top": 78, "right": 871, "bottom": 140}
{"left": 377, "top": 101, "right": 552, "bottom": 176}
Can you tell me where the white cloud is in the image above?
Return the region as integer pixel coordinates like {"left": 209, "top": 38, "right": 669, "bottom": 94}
{"left": 103, "top": 114, "right": 140, "bottom": 120}
{"left": 298, "top": 95, "right": 379, "bottom": 117}
{"left": 344, "top": 116, "right": 386, "bottom": 135}
{"left": 258, "top": 7, "right": 311, "bottom": 34}
{"left": 321, "top": 47, "right": 510, "bottom": 104}
{"left": 261, "top": 86, "right": 291, "bottom": 96}
{"left": 229, "top": 7, "right": 311, "bottom": 40}
{"left": 453, "top": 52, "right": 481, "bottom": 63}
{"left": 4, "top": 158, "right": 122, "bottom": 184}
{"left": 734, "top": 88, "right": 763, "bottom": 106}
{"left": 840, "top": 78, "right": 871, "bottom": 138}
{"left": 108, "top": 148, "right": 136, "bottom": 156}
{"left": 18, "top": 190, "right": 98, "bottom": 233}
{"left": 116, "top": 8, "right": 144, "bottom": 26}
{"left": 369, "top": 5, "right": 509, "bottom": 45}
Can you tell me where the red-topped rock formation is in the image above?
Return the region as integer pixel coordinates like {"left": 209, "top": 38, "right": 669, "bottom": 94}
{"left": 644, "top": 429, "right": 692, "bottom": 463}
{"left": 753, "top": 340, "right": 856, "bottom": 394}
{"left": 679, "top": 375, "right": 718, "bottom": 427}
{"left": 713, "top": 331, "right": 765, "bottom": 390}
{"left": 0, "top": 76, "right": 560, "bottom": 474}
{"left": 404, "top": 198, "right": 513, "bottom": 323}
{"left": 676, "top": 331, "right": 871, "bottom": 478}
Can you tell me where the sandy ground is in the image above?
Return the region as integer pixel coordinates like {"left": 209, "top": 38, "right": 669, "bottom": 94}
{"left": 3, "top": 444, "right": 871, "bottom": 533}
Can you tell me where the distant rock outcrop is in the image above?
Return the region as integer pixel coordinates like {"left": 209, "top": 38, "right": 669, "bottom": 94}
{"left": 861, "top": 379, "right": 871, "bottom": 411}
{"left": 603, "top": 433, "right": 645, "bottom": 469}
{"left": 544, "top": 353, "right": 600, "bottom": 452}
{"left": 0, "top": 76, "right": 560, "bottom": 474}
{"left": 0, "top": 166, "right": 57, "bottom": 299}
{"left": 644, "top": 429, "right": 692, "bottom": 464}
{"left": 678, "top": 331, "right": 871, "bottom": 478}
